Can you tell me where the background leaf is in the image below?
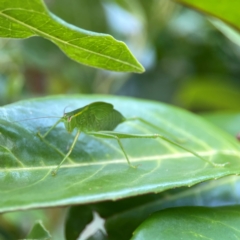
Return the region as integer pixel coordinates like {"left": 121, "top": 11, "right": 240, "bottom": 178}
{"left": 174, "top": 77, "right": 240, "bottom": 111}
{"left": 202, "top": 112, "right": 240, "bottom": 139}
{"left": 132, "top": 206, "right": 240, "bottom": 240}
{"left": 173, "top": 0, "right": 240, "bottom": 47}
{"left": 1, "top": 208, "right": 65, "bottom": 240}
{"left": 25, "top": 221, "right": 51, "bottom": 240}
{"left": 0, "top": 0, "right": 144, "bottom": 73}
{"left": 173, "top": 0, "right": 240, "bottom": 33}
{"left": 67, "top": 175, "right": 240, "bottom": 240}
{"left": 0, "top": 95, "right": 240, "bottom": 213}
{"left": 65, "top": 205, "right": 93, "bottom": 240}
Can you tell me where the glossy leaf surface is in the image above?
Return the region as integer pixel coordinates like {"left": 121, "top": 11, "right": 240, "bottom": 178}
{"left": 0, "top": 95, "right": 240, "bottom": 212}
{"left": 0, "top": 0, "right": 144, "bottom": 72}
{"left": 132, "top": 206, "right": 240, "bottom": 240}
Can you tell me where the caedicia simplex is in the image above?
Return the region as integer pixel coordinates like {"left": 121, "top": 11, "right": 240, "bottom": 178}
{"left": 33, "top": 101, "right": 221, "bottom": 175}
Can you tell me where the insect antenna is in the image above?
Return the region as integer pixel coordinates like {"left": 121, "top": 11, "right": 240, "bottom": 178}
{"left": 11, "top": 116, "right": 62, "bottom": 123}
{"left": 63, "top": 105, "right": 71, "bottom": 115}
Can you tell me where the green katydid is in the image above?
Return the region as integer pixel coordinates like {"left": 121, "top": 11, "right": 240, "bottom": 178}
{"left": 34, "top": 101, "right": 220, "bottom": 175}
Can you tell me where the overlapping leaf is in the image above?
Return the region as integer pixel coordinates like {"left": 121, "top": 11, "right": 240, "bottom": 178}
{"left": 0, "top": 0, "right": 144, "bottom": 72}
{"left": 64, "top": 176, "right": 240, "bottom": 240}
{"left": 0, "top": 95, "right": 240, "bottom": 212}
{"left": 132, "top": 206, "right": 240, "bottom": 240}
{"left": 106, "top": 176, "right": 240, "bottom": 240}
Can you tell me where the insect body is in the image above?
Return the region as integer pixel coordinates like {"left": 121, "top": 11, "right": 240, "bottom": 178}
{"left": 39, "top": 102, "right": 128, "bottom": 175}
{"left": 37, "top": 101, "right": 219, "bottom": 175}
{"left": 64, "top": 102, "right": 125, "bottom": 133}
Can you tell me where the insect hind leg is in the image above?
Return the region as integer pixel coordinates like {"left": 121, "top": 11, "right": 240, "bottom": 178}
{"left": 124, "top": 118, "right": 227, "bottom": 167}
{"left": 125, "top": 117, "right": 184, "bottom": 143}
{"left": 89, "top": 131, "right": 226, "bottom": 167}
{"left": 87, "top": 131, "right": 136, "bottom": 168}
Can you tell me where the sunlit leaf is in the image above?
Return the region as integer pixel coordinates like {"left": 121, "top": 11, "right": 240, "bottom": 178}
{"left": 0, "top": 0, "right": 144, "bottom": 73}
{"left": 174, "top": 77, "right": 240, "bottom": 111}
{"left": 173, "top": 0, "right": 240, "bottom": 47}
{"left": 0, "top": 95, "right": 240, "bottom": 213}
{"left": 173, "top": 0, "right": 240, "bottom": 33}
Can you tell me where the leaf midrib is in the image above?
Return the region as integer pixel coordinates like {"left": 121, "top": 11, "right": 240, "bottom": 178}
{"left": 1, "top": 149, "right": 239, "bottom": 172}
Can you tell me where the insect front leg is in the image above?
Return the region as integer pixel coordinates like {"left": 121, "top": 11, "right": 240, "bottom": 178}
{"left": 87, "top": 131, "right": 136, "bottom": 168}
{"left": 37, "top": 118, "right": 62, "bottom": 139}
{"left": 52, "top": 130, "right": 81, "bottom": 176}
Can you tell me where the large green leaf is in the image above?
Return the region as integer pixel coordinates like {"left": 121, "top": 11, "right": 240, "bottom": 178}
{"left": 0, "top": 95, "right": 240, "bottom": 212}
{"left": 132, "top": 206, "right": 240, "bottom": 240}
{"left": 0, "top": 0, "right": 144, "bottom": 73}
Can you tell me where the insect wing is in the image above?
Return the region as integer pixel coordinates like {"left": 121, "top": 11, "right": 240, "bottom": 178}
{"left": 87, "top": 102, "right": 114, "bottom": 120}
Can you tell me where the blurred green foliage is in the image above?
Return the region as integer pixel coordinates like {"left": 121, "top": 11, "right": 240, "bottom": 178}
{"left": 1, "top": 0, "right": 240, "bottom": 111}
